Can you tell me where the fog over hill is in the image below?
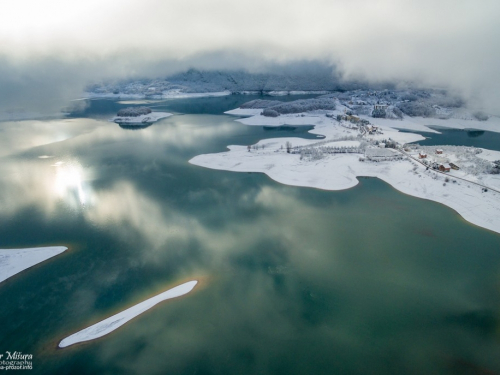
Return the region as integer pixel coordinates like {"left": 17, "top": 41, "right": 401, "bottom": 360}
{"left": 86, "top": 65, "right": 382, "bottom": 97}
{"left": 1, "top": 1, "right": 499, "bottom": 118}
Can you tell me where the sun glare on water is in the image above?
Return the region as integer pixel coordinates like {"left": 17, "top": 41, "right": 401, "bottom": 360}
{"left": 53, "top": 162, "right": 87, "bottom": 206}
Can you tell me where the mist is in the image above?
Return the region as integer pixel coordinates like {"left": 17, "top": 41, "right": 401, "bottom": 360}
{"left": 1, "top": 0, "right": 499, "bottom": 115}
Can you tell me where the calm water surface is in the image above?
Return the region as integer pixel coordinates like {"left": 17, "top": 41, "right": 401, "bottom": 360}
{"left": 399, "top": 125, "right": 500, "bottom": 151}
{"left": 0, "top": 97, "right": 500, "bottom": 375}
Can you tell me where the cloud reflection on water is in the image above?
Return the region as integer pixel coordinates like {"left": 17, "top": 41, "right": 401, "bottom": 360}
{"left": 1, "top": 111, "right": 500, "bottom": 374}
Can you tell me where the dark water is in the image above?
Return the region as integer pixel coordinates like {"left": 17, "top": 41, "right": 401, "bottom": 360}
{"left": 398, "top": 125, "right": 500, "bottom": 151}
{"left": 0, "top": 98, "right": 500, "bottom": 375}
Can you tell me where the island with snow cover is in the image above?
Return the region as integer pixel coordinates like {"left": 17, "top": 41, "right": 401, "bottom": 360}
{"left": 0, "top": 246, "right": 67, "bottom": 284}
{"left": 59, "top": 280, "right": 198, "bottom": 348}
{"left": 111, "top": 106, "right": 172, "bottom": 126}
{"left": 190, "top": 93, "right": 500, "bottom": 234}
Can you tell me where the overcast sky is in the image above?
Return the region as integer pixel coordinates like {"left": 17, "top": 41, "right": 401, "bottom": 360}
{"left": 1, "top": 0, "right": 499, "bottom": 113}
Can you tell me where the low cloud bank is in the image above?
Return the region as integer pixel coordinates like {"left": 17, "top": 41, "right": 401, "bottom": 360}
{"left": 0, "top": 0, "right": 499, "bottom": 116}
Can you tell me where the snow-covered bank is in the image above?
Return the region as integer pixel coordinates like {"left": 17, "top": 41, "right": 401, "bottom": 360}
{"left": 111, "top": 112, "right": 172, "bottom": 125}
{"left": 161, "top": 90, "right": 231, "bottom": 99}
{"left": 0, "top": 246, "right": 67, "bottom": 284}
{"left": 191, "top": 142, "right": 500, "bottom": 233}
{"left": 226, "top": 107, "right": 500, "bottom": 135}
{"left": 86, "top": 90, "right": 332, "bottom": 100}
{"left": 367, "top": 115, "right": 500, "bottom": 135}
{"left": 190, "top": 107, "right": 500, "bottom": 234}
{"left": 86, "top": 90, "right": 232, "bottom": 100}
{"left": 225, "top": 109, "right": 425, "bottom": 144}
{"left": 58, "top": 280, "right": 198, "bottom": 348}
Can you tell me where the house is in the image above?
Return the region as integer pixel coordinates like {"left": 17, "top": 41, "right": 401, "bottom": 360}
{"left": 366, "top": 125, "right": 379, "bottom": 134}
{"left": 436, "top": 149, "right": 443, "bottom": 154}
{"left": 419, "top": 152, "right": 427, "bottom": 159}
{"left": 439, "top": 163, "right": 451, "bottom": 172}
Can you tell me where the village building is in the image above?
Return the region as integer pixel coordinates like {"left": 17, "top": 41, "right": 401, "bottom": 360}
{"left": 419, "top": 152, "right": 427, "bottom": 159}
{"left": 439, "top": 163, "right": 451, "bottom": 172}
{"left": 449, "top": 163, "right": 460, "bottom": 170}
{"left": 436, "top": 149, "right": 443, "bottom": 154}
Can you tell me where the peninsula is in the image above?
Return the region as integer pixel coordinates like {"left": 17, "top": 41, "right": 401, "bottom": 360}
{"left": 190, "top": 94, "right": 500, "bottom": 234}
{"left": 0, "top": 246, "right": 68, "bottom": 284}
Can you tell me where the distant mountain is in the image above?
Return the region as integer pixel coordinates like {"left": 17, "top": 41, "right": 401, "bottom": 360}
{"left": 86, "top": 68, "right": 385, "bottom": 98}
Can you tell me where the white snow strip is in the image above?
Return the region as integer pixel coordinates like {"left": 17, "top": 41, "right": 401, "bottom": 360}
{"left": 84, "top": 91, "right": 232, "bottom": 100}
{"left": 266, "top": 90, "right": 330, "bottom": 96}
{"left": 58, "top": 280, "right": 198, "bottom": 348}
{"left": 226, "top": 107, "right": 500, "bottom": 135}
{"left": 0, "top": 246, "right": 67, "bottom": 284}
{"left": 161, "top": 90, "right": 231, "bottom": 99}
{"left": 225, "top": 108, "right": 262, "bottom": 117}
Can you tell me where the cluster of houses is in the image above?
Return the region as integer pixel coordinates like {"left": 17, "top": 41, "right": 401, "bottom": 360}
{"left": 417, "top": 149, "right": 460, "bottom": 172}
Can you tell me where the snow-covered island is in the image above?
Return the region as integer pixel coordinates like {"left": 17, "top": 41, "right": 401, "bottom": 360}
{"left": 0, "top": 246, "right": 68, "bottom": 284}
{"left": 58, "top": 280, "right": 198, "bottom": 348}
{"left": 111, "top": 106, "right": 172, "bottom": 125}
{"left": 190, "top": 95, "right": 500, "bottom": 234}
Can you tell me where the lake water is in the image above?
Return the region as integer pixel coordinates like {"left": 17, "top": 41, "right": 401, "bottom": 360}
{"left": 398, "top": 125, "right": 500, "bottom": 151}
{"left": 0, "top": 97, "right": 500, "bottom": 375}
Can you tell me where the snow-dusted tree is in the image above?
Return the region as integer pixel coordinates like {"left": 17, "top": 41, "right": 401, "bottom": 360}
{"left": 397, "top": 102, "right": 436, "bottom": 117}
{"left": 473, "top": 111, "right": 489, "bottom": 121}
{"left": 262, "top": 109, "right": 280, "bottom": 117}
{"left": 117, "top": 106, "right": 152, "bottom": 117}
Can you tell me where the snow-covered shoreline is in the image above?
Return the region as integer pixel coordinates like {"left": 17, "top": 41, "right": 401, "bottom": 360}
{"left": 58, "top": 280, "right": 198, "bottom": 348}
{"left": 0, "top": 246, "right": 68, "bottom": 284}
{"left": 85, "top": 90, "right": 334, "bottom": 100}
{"left": 226, "top": 107, "right": 500, "bottom": 135}
{"left": 86, "top": 90, "right": 232, "bottom": 100}
{"left": 190, "top": 109, "right": 500, "bottom": 234}
{"left": 111, "top": 111, "right": 172, "bottom": 125}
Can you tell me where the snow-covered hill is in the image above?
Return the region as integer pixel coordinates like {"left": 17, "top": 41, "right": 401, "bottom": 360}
{"left": 86, "top": 68, "right": 368, "bottom": 99}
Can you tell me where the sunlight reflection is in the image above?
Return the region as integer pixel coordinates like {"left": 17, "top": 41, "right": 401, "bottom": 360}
{"left": 53, "top": 161, "right": 88, "bottom": 206}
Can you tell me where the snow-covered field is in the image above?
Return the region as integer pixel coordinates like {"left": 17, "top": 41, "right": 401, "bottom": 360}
{"left": 191, "top": 107, "right": 500, "bottom": 234}
{"left": 0, "top": 246, "right": 67, "bottom": 284}
{"left": 58, "top": 280, "right": 198, "bottom": 348}
{"left": 111, "top": 112, "right": 172, "bottom": 125}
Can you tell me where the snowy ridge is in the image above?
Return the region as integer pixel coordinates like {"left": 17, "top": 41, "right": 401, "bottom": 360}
{"left": 0, "top": 246, "right": 67, "bottom": 284}
{"left": 59, "top": 280, "right": 198, "bottom": 348}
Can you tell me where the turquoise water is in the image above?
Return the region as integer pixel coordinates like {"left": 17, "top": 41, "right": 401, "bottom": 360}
{"left": 398, "top": 125, "right": 500, "bottom": 151}
{"left": 0, "top": 98, "right": 499, "bottom": 374}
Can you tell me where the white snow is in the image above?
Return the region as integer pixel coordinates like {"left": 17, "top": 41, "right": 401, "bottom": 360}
{"left": 161, "top": 90, "right": 231, "bottom": 99}
{"left": 58, "top": 280, "right": 198, "bottom": 348}
{"left": 366, "top": 114, "right": 500, "bottom": 134}
{"left": 111, "top": 112, "right": 172, "bottom": 125}
{"left": 225, "top": 108, "right": 262, "bottom": 117}
{"left": 85, "top": 93, "right": 146, "bottom": 100}
{"left": 0, "top": 246, "right": 67, "bottom": 284}
{"left": 87, "top": 91, "right": 232, "bottom": 100}
{"left": 190, "top": 109, "right": 500, "bottom": 234}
